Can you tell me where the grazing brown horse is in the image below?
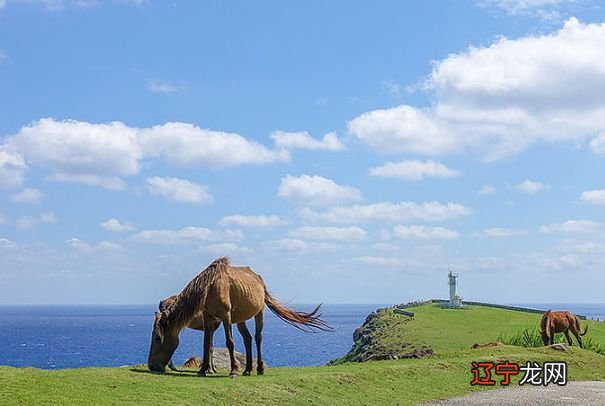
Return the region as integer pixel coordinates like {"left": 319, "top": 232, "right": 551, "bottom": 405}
{"left": 540, "top": 310, "right": 588, "bottom": 348}
{"left": 148, "top": 257, "right": 331, "bottom": 377}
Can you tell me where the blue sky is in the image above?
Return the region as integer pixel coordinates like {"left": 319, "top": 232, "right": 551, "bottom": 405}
{"left": 2, "top": 0, "right": 605, "bottom": 304}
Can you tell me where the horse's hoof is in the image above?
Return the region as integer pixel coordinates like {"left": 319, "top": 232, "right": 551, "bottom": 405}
{"left": 257, "top": 369, "right": 265, "bottom": 375}
{"left": 197, "top": 371, "right": 207, "bottom": 377}
{"left": 242, "top": 371, "right": 251, "bottom": 376}
{"left": 229, "top": 372, "right": 238, "bottom": 378}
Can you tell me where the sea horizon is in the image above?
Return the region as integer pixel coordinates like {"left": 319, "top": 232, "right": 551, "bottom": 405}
{"left": 2, "top": 301, "right": 604, "bottom": 306}
{"left": 1, "top": 302, "right": 603, "bottom": 371}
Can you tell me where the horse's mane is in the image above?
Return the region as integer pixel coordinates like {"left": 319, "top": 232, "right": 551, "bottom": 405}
{"left": 160, "top": 257, "right": 230, "bottom": 332}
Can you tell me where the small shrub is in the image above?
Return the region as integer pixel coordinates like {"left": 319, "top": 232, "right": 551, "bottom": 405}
{"left": 583, "top": 338, "right": 605, "bottom": 356}
{"left": 498, "top": 328, "right": 564, "bottom": 348}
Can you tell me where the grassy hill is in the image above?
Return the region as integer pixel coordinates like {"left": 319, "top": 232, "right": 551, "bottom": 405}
{"left": 333, "top": 303, "right": 605, "bottom": 363}
{"left": 2, "top": 303, "right": 604, "bottom": 405}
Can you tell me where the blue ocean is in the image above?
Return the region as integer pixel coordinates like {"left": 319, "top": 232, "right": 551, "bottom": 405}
{"left": 0, "top": 303, "right": 603, "bottom": 370}
{"left": 0, "top": 304, "right": 384, "bottom": 369}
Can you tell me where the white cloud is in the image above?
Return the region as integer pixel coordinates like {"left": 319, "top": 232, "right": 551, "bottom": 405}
{"left": 382, "top": 80, "right": 401, "bottom": 97}
{"left": 589, "top": 133, "right": 605, "bottom": 154}
{"left": 353, "top": 256, "right": 407, "bottom": 268}
{"left": 540, "top": 220, "right": 602, "bottom": 234}
{"left": 2, "top": 118, "right": 288, "bottom": 189}
{"left": 6, "top": 118, "right": 141, "bottom": 190}
{"left": 478, "top": 184, "right": 497, "bottom": 195}
{"left": 478, "top": 0, "right": 567, "bottom": 17}
{"left": 16, "top": 212, "right": 57, "bottom": 230}
{"left": 139, "top": 122, "right": 289, "bottom": 168}
{"left": 517, "top": 180, "right": 548, "bottom": 194}
{"left": 392, "top": 225, "right": 459, "bottom": 240}
{"left": 263, "top": 238, "right": 334, "bottom": 253}
{"left": 0, "top": 237, "right": 15, "bottom": 248}
{"left": 369, "top": 159, "right": 460, "bottom": 181}
{"left": 0, "top": 149, "right": 27, "bottom": 189}
{"left": 0, "top": 0, "right": 145, "bottom": 11}
{"left": 348, "top": 105, "right": 454, "bottom": 156}
{"left": 131, "top": 226, "right": 243, "bottom": 244}
{"left": 264, "top": 238, "right": 308, "bottom": 252}
{"left": 4, "top": 0, "right": 98, "bottom": 11}
{"left": 65, "top": 238, "right": 122, "bottom": 253}
{"left": 199, "top": 242, "right": 254, "bottom": 256}
{"left": 11, "top": 188, "right": 44, "bottom": 204}
{"left": 475, "top": 227, "right": 528, "bottom": 238}
{"left": 219, "top": 214, "right": 285, "bottom": 228}
{"left": 288, "top": 226, "right": 367, "bottom": 241}
{"left": 371, "top": 242, "right": 399, "bottom": 251}
{"left": 146, "top": 176, "right": 213, "bottom": 204}
{"left": 299, "top": 201, "right": 471, "bottom": 224}
{"left": 349, "top": 19, "right": 605, "bottom": 160}
{"left": 278, "top": 174, "right": 362, "bottom": 206}
{"left": 558, "top": 238, "right": 605, "bottom": 254}
{"left": 148, "top": 80, "right": 186, "bottom": 94}
{"left": 580, "top": 189, "right": 605, "bottom": 205}
{"left": 271, "top": 131, "right": 345, "bottom": 151}
{"left": 101, "top": 218, "right": 135, "bottom": 232}
{"left": 199, "top": 243, "right": 253, "bottom": 255}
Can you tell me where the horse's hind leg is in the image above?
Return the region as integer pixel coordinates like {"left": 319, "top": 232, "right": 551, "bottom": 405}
{"left": 564, "top": 330, "right": 573, "bottom": 346}
{"left": 254, "top": 310, "right": 265, "bottom": 375}
{"left": 236, "top": 322, "right": 253, "bottom": 376}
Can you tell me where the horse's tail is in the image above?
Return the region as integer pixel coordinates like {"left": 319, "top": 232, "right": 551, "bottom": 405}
{"left": 541, "top": 310, "right": 552, "bottom": 332}
{"left": 263, "top": 287, "right": 333, "bottom": 332}
{"left": 577, "top": 316, "right": 589, "bottom": 336}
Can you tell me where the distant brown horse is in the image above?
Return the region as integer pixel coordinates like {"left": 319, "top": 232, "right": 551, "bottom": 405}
{"left": 540, "top": 310, "right": 588, "bottom": 348}
{"left": 148, "top": 257, "right": 331, "bottom": 377}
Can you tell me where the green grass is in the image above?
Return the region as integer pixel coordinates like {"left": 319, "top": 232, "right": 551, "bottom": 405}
{"left": 2, "top": 303, "right": 604, "bottom": 405}
{"left": 2, "top": 346, "right": 604, "bottom": 405}
{"left": 499, "top": 327, "right": 605, "bottom": 355}
{"left": 392, "top": 304, "right": 605, "bottom": 351}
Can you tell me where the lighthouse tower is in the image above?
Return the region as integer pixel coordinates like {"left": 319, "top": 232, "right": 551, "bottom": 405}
{"left": 443, "top": 268, "right": 462, "bottom": 308}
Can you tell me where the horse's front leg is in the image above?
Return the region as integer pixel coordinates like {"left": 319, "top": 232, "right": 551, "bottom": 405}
{"left": 223, "top": 315, "right": 239, "bottom": 378}
{"left": 167, "top": 359, "right": 179, "bottom": 372}
{"left": 197, "top": 315, "right": 216, "bottom": 377}
{"left": 208, "top": 322, "right": 219, "bottom": 374}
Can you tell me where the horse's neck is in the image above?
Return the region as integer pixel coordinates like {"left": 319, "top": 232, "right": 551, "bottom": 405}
{"left": 164, "top": 262, "right": 227, "bottom": 330}
{"left": 164, "top": 293, "right": 202, "bottom": 332}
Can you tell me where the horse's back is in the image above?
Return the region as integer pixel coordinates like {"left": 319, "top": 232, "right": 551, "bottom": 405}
{"left": 547, "top": 311, "right": 576, "bottom": 332}
{"left": 226, "top": 266, "right": 265, "bottom": 323}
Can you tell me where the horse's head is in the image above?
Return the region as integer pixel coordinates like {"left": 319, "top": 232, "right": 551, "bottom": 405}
{"left": 147, "top": 311, "right": 179, "bottom": 373}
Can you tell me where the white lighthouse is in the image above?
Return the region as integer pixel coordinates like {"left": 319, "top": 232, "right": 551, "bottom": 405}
{"left": 442, "top": 268, "right": 462, "bottom": 308}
